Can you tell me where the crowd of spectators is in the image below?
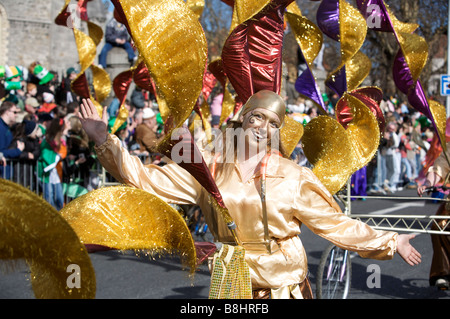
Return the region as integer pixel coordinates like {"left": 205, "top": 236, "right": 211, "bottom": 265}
{"left": 0, "top": 62, "right": 164, "bottom": 210}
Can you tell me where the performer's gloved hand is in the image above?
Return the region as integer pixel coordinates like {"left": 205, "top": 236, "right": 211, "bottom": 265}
{"left": 78, "top": 98, "right": 109, "bottom": 146}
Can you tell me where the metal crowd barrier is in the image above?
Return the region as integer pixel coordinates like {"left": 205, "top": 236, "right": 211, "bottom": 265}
{"left": 0, "top": 153, "right": 156, "bottom": 207}
{"left": 337, "top": 177, "right": 450, "bottom": 236}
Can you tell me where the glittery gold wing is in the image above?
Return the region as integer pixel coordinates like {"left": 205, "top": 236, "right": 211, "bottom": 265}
{"left": 281, "top": 116, "right": 304, "bottom": 157}
{"left": 338, "top": 93, "right": 380, "bottom": 168}
{"left": 54, "top": 1, "right": 111, "bottom": 116}
{"left": 303, "top": 92, "right": 380, "bottom": 194}
{"left": 115, "top": 0, "right": 207, "bottom": 124}
{"left": 231, "top": 0, "right": 272, "bottom": 33}
{"left": 113, "top": 0, "right": 207, "bottom": 154}
{"left": 317, "top": 0, "right": 371, "bottom": 95}
{"left": 302, "top": 116, "right": 356, "bottom": 195}
{"left": 0, "top": 179, "right": 96, "bottom": 299}
{"left": 59, "top": 186, "right": 197, "bottom": 274}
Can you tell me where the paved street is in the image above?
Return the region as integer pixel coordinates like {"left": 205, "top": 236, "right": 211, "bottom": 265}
{"left": 1, "top": 188, "right": 450, "bottom": 300}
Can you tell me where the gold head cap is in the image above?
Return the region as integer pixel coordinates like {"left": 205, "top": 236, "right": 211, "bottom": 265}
{"left": 232, "top": 90, "right": 286, "bottom": 125}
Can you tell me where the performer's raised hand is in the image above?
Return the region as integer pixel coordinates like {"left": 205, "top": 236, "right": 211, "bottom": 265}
{"left": 78, "top": 98, "right": 108, "bottom": 146}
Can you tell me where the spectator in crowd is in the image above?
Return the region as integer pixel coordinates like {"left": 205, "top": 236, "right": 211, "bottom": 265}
{"left": 287, "top": 96, "right": 306, "bottom": 115}
{"left": 108, "top": 116, "right": 129, "bottom": 149}
{"left": 38, "top": 90, "right": 58, "bottom": 115}
{"left": 398, "top": 123, "right": 416, "bottom": 188}
{"left": 98, "top": 17, "right": 137, "bottom": 68}
{"left": 134, "top": 107, "right": 161, "bottom": 164}
{"left": 58, "top": 67, "right": 79, "bottom": 105}
{"left": 384, "top": 122, "right": 401, "bottom": 193}
{"left": 66, "top": 101, "right": 80, "bottom": 119}
{"left": 131, "top": 87, "right": 146, "bottom": 109}
{"left": 107, "top": 97, "right": 121, "bottom": 118}
{"left": 10, "top": 120, "right": 42, "bottom": 162}
{"left": 0, "top": 101, "right": 24, "bottom": 178}
{"left": 37, "top": 117, "right": 67, "bottom": 211}
{"left": 24, "top": 97, "right": 40, "bottom": 121}
{"left": 285, "top": 65, "right": 299, "bottom": 106}
{"left": 64, "top": 115, "right": 94, "bottom": 191}
{"left": 26, "top": 82, "right": 38, "bottom": 99}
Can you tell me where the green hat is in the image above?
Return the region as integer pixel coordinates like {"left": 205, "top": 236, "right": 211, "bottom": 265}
{"left": 5, "top": 65, "right": 23, "bottom": 81}
{"left": 4, "top": 81, "right": 22, "bottom": 91}
{"left": 66, "top": 67, "right": 76, "bottom": 77}
{"left": 33, "top": 64, "right": 54, "bottom": 85}
{"left": 156, "top": 112, "right": 163, "bottom": 125}
{"left": 108, "top": 117, "right": 127, "bottom": 133}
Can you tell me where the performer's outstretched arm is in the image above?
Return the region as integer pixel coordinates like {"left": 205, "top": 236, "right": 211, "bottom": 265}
{"left": 78, "top": 98, "right": 201, "bottom": 206}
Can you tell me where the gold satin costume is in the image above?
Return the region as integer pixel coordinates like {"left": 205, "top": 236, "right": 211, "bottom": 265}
{"left": 95, "top": 133, "right": 398, "bottom": 298}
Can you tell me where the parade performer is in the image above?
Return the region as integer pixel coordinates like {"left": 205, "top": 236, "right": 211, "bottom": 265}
{"left": 417, "top": 146, "right": 450, "bottom": 290}
{"left": 79, "top": 90, "right": 421, "bottom": 299}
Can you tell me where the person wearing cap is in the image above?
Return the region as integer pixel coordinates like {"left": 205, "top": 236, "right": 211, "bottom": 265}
{"left": 61, "top": 68, "right": 79, "bottom": 104}
{"left": 108, "top": 116, "right": 129, "bottom": 149}
{"left": 38, "top": 91, "right": 57, "bottom": 115}
{"left": 24, "top": 97, "right": 40, "bottom": 121}
{"left": 134, "top": 107, "right": 160, "bottom": 162}
{"left": 79, "top": 92, "right": 421, "bottom": 299}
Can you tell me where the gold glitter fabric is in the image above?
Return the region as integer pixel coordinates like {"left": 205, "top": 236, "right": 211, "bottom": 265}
{"left": 286, "top": 3, "right": 322, "bottom": 69}
{"left": 0, "top": 179, "right": 96, "bottom": 299}
{"left": 281, "top": 116, "right": 304, "bottom": 157}
{"left": 91, "top": 64, "right": 111, "bottom": 105}
{"left": 60, "top": 185, "right": 197, "bottom": 274}
{"left": 230, "top": 0, "right": 271, "bottom": 32}
{"left": 338, "top": 0, "right": 370, "bottom": 91}
{"left": 302, "top": 92, "right": 379, "bottom": 195}
{"left": 54, "top": 0, "right": 111, "bottom": 116}
{"left": 118, "top": 0, "right": 207, "bottom": 126}
{"left": 429, "top": 100, "right": 448, "bottom": 151}
{"left": 208, "top": 244, "right": 252, "bottom": 299}
{"left": 339, "top": 93, "right": 380, "bottom": 168}
{"left": 302, "top": 115, "right": 356, "bottom": 195}
{"left": 114, "top": 0, "right": 207, "bottom": 158}
{"left": 186, "top": 0, "right": 204, "bottom": 18}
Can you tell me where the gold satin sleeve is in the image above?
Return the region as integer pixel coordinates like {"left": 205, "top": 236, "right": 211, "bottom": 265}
{"left": 293, "top": 167, "right": 398, "bottom": 260}
{"left": 95, "top": 134, "right": 201, "bottom": 205}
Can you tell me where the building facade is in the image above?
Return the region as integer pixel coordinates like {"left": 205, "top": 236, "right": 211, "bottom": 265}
{"left": 0, "top": 0, "right": 110, "bottom": 78}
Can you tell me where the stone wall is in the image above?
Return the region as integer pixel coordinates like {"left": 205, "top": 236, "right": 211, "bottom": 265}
{"left": 0, "top": 0, "right": 109, "bottom": 78}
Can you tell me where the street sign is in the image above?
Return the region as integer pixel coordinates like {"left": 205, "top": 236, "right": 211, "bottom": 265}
{"left": 441, "top": 75, "right": 450, "bottom": 96}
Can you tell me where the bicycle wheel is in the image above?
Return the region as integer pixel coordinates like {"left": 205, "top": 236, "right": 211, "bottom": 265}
{"left": 316, "top": 243, "right": 352, "bottom": 299}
